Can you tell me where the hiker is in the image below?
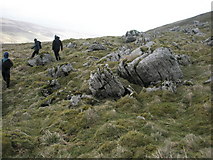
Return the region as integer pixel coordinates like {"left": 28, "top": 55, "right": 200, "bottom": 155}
{"left": 31, "top": 38, "right": 41, "bottom": 58}
{"left": 1, "top": 52, "right": 13, "bottom": 88}
{"left": 52, "top": 35, "right": 63, "bottom": 61}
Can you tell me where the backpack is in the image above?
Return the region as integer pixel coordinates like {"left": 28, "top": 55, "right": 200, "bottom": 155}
{"left": 38, "top": 41, "right": 42, "bottom": 49}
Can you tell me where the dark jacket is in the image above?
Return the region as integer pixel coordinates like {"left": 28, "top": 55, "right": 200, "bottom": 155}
{"left": 31, "top": 40, "right": 41, "bottom": 51}
{"left": 2, "top": 59, "right": 13, "bottom": 72}
{"left": 52, "top": 37, "right": 63, "bottom": 51}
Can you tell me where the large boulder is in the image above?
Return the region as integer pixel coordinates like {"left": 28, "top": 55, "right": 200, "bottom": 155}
{"left": 89, "top": 65, "right": 125, "bottom": 98}
{"left": 124, "top": 30, "right": 141, "bottom": 43}
{"left": 48, "top": 63, "right": 74, "bottom": 78}
{"left": 118, "top": 47, "right": 183, "bottom": 87}
{"left": 28, "top": 53, "right": 55, "bottom": 67}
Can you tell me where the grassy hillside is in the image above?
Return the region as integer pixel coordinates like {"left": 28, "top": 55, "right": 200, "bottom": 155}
{"left": 1, "top": 12, "right": 212, "bottom": 158}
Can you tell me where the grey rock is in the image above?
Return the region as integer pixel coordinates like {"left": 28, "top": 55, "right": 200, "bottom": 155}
{"left": 124, "top": 30, "right": 141, "bottom": 43}
{"left": 161, "top": 81, "right": 177, "bottom": 93}
{"left": 137, "top": 116, "right": 146, "bottom": 120}
{"left": 192, "top": 28, "right": 205, "bottom": 36}
{"left": 41, "top": 79, "right": 60, "bottom": 97}
{"left": 48, "top": 63, "right": 74, "bottom": 78}
{"left": 125, "top": 36, "right": 137, "bottom": 43}
{"left": 49, "top": 79, "right": 61, "bottom": 90}
{"left": 203, "top": 76, "right": 213, "bottom": 84}
{"left": 88, "top": 42, "right": 106, "bottom": 51}
{"left": 67, "top": 42, "right": 77, "bottom": 48}
{"left": 130, "top": 47, "right": 143, "bottom": 56}
{"left": 28, "top": 53, "right": 55, "bottom": 67}
{"left": 175, "top": 54, "right": 191, "bottom": 66}
{"left": 193, "top": 20, "right": 209, "bottom": 27}
{"left": 89, "top": 65, "right": 125, "bottom": 98}
{"left": 125, "top": 30, "right": 141, "bottom": 37}
{"left": 183, "top": 80, "right": 194, "bottom": 86}
{"left": 70, "top": 95, "right": 81, "bottom": 107}
{"left": 145, "top": 41, "right": 155, "bottom": 48}
{"left": 118, "top": 47, "right": 183, "bottom": 87}
{"left": 145, "top": 87, "right": 161, "bottom": 92}
{"left": 170, "top": 26, "right": 180, "bottom": 32}
{"left": 203, "top": 37, "right": 213, "bottom": 46}
{"left": 100, "top": 46, "right": 132, "bottom": 62}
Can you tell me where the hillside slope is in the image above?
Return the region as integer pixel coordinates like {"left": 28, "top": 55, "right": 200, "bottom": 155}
{"left": 1, "top": 12, "right": 212, "bottom": 158}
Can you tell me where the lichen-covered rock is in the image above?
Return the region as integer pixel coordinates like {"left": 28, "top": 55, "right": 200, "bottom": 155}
{"left": 175, "top": 54, "right": 191, "bottom": 66}
{"left": 28, "top": 53, "right": 55, "bottom": 67}
{"left": 118, "top": 47, "right": 183, "bottom": 87}
{"left": 89, "top": 65, "right": 125, "bottom": 98}
{"left": 48, "top": 63, "right": 74, "bottom": 78}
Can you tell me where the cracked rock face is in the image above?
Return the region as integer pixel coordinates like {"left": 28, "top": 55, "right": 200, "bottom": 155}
{"left": 28, "top": 54, "right": 55, "bottom": 67}
{"left": 89, "top": 66, "right": 125, "bottom": 98}
{"left": 48, "top": 63, "right": 74, "bottom": 78}
{"left": 118, "top": 47, "right": 183, "bottom": 87}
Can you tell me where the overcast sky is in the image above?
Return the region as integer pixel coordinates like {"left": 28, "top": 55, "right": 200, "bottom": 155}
{"left": 0, "top": 0, "right": 212, "bottom": 37}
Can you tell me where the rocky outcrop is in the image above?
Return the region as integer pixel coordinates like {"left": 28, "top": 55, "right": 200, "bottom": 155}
{"left": 89, "top": 65, "right": 125, "bottom": 98}
{"left": 123, "top": 30, "right": 141, "bottom": 43}
{"left": 48, "top": 63, "right": 74, "bottom": 78}
{"left": 88, "top": 42, "right": 106, "bottom": 51}
{"left": 28, "top": 53, "right": 55, "bottom": 67}
{"left": 100, "top": 46, "right": 132, "bottom": 62}
{"left": 118, "top": 47, "right": 183, "bottom": 87}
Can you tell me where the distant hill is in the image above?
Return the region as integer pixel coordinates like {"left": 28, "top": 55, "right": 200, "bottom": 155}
{"left": 0, "top": 18, "right": 95, "bottom": 43}
{"left": 146, "top": 12, "right": 211, "bottom": 33}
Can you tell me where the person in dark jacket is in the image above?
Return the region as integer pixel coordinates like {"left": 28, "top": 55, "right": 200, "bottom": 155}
{"left": 31, "top": 38, "right": 41, "bottom": 58}
{"left": 52, "top": 35, "right": 63, "bottom": 61}
{"left": 1, "top": 52, "right": 13, "bottom": 88}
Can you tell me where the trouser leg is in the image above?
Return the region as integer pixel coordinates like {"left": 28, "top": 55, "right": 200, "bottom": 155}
{"left": 6, "top": 74, "right": 10, "bottom": 88}
{"left": 54, "top": 50, "right": 60, "bottom": 61}
{"left": 2, "top": 71, "right": 6, "bottom": 82}
{"left": 31, "top": 50, "right": 39, "bottom": 58}
{"left": 2, "top": 71, "right": 10, "bottom": 88}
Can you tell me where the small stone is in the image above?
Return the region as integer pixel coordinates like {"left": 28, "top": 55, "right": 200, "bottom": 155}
{"left": 137, "top": 116, "right": 146, "bottom": 120}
